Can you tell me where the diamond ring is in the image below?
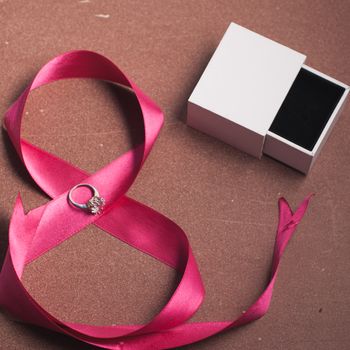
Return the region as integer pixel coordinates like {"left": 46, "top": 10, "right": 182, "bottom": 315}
{"left": 68, "top": 183, "right": 105, "bottom": 215}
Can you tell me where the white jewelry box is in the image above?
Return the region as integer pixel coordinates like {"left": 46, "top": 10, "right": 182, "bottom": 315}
{"left": 187, "top": 22, "right": 349, "bottom": 174}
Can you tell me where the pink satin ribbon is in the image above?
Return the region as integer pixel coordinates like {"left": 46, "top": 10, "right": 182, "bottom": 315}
{"left": 0, "top": 50, "right": 312, "bottom": 349}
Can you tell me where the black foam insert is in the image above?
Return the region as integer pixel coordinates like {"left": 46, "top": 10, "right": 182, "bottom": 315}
{"left": 269, "top": 67, "right": 346, "bottom": 151}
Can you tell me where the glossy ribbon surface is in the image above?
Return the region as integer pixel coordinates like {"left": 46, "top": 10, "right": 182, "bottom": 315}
{"left": 0, "top": 51, "right": 312, "bottom": 349}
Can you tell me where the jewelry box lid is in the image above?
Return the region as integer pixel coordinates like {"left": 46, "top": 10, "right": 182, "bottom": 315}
{"left": 188, "top": 22, "right": 306, "bottom": 157}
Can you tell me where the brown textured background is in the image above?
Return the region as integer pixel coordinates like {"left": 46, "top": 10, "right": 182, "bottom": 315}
{"left": 1, "top": 0, "right": 350, "bottom": 349}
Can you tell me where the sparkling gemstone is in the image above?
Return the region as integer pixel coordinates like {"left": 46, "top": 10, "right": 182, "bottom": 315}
{"left": 87, "top": 196, "right": 105, "bottom": 214}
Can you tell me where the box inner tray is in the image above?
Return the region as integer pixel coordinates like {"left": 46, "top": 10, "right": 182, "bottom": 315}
{"left": 269, "top": 67, "right": 346, "bottom": 151}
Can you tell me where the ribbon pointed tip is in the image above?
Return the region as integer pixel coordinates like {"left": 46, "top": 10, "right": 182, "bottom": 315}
{"left": 278, "top": 197, "right": 293, "bottom": 214}
{"left": 14, "top": 193, "right": 25, "bottom": 215}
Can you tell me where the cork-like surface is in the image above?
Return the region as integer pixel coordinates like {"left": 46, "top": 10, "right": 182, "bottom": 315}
{"left": 1, "top": 1, "right": 349, "bottom": 349}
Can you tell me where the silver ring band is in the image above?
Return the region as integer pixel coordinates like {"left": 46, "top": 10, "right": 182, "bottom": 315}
{"left": 68, "top": 183, "right": 105, "bottom": 215}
